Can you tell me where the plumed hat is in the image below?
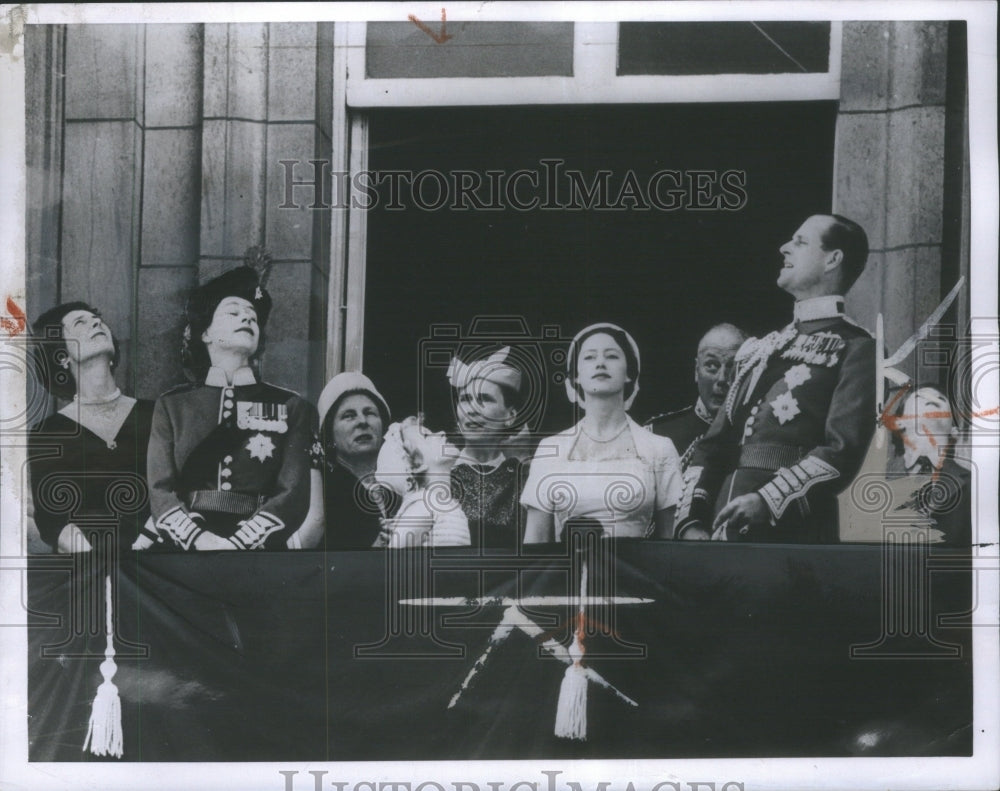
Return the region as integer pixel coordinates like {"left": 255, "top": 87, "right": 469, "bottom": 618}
{"left": 181, "top": 248, "right": 273, "bottom": 378}
{"left": 186, "top": 252, "right": 273, "bottom": 333}
{"left": 446, "top": 346, "right": 522, "bottom": 393}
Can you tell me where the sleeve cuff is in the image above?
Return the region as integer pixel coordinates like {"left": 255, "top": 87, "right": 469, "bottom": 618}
{"left": 757, "top": 456, "right": 839, "bottom": 520}
{"left": 155, "top": 507, "right": 204, "bottom": 551}
{"left": 229, "top": 511, "right": 285, "bottom": 550}
{"left": 139, "top": 516, "right": 162, "bottom": 543}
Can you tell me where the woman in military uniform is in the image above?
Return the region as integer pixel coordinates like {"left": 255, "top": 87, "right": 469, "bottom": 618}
{"left": 146, "top": 261, "right": 316, "bottom": 550}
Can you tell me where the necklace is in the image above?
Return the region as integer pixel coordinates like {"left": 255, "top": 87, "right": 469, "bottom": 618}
{"left": 67, "top": 391, "right": 132, "bottom": 449}
{"left": 580, "top": 420, "right": 629, "bottom": 443}
{"left": 75, "top": 387, "right": 122, "bottom": 406}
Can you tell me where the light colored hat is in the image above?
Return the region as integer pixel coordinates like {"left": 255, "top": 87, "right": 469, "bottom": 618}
{"left": 375, "top": 417, "right": 458, "bottom": 496}
{"left": 564, "top": 323, "right": 641, "bottom": 410}
{"left": 900, "top": 386, "right": 957, "bottom": 471}
{"left": 317, "top": 371, "right": 391, "bottom": 429}
{"left": 446, "top": 346, "right": 522, "bottom": 392}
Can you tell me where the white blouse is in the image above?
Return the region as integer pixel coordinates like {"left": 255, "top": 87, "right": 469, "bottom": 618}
{"left": 520, "top": 417, "right": 682, "bottom": 540}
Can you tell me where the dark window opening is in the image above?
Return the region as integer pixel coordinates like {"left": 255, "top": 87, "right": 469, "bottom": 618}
{"left": 364, "top": 103, "right": 837, "bottom": 437}
{"left": 618, "top": 22, "right": 831, "bottom": 75}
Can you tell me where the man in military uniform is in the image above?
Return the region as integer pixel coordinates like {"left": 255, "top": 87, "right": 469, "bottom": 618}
{"left": 676, "top": 214, "right": 876, "bottom": 543}
{"left": 147, "top": 261, "right": 316, "bottom": 551}
{"left": 646, "top": 323, "right": 747, "bottom": 466}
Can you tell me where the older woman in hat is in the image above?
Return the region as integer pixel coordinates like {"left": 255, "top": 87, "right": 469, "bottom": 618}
{"left": 312, "top": 371, "right": 401, "bottom": 549}
{"left": 447, "top": 346, "right": 531, "bottom": 551}
{"left": 521, "top": 323, "right": 682, "bottom": 543}
{"left": 27, "top": 302, "right": 157, "bottom": 554}
{"left": 146, "top": 261, "right": 316, "bottom": 550}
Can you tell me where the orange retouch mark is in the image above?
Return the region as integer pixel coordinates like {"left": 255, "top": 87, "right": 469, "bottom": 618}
{"left": 537, "top": 611, "right": 614, "bottom": 649}
{"left": 880, "top": 382, "right": 999, "bottom": 479}
{"left": 408, "top": 8, "right": 453, "bottom": 44}
{"left": 1, "top": 296, "right": 26, "bottom": 337}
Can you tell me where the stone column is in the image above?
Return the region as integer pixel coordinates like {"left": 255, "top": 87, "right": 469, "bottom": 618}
{"left": 834, "top": 21, "right": 951, "bottom": 370}
{"left": 199, "top": 23, "right": 334, "bottom": 399}
{"left": 60, "top": 25, "right": 146, "bottom": 388}
{"left": 135, "top": 25, "right": 204, "bottom": 399}
{"left": 24, "top": 25, "right": 65, "bottom": 321}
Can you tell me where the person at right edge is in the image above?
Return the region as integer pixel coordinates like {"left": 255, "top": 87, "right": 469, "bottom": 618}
{"left": 675, "top": 214, "right": 876, "bottom": 543}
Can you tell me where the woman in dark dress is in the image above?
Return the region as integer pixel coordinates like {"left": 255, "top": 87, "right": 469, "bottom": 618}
{"left": 315, "top": 371, "right": 399, "bottom": 549}
{"left": 28, "top": 302, "right": 157, "bottom": 555}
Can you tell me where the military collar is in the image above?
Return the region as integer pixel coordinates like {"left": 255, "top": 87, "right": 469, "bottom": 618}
{"left": 793, "top": 295, "right": 845, "bottom": 323}
{"left": 694, "top": 397, "right": 714, "bottom": 425}
{"left": 204, "top": 366, "right": 257, "bottom": 387}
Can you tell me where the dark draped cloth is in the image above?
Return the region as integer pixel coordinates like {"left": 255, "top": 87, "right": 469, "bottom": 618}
{"left": 27, "top": 542, "right": 971, "bottom": 762}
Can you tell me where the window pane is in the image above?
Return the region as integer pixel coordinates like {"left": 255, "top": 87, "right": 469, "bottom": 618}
{"left": 618, "top": 22, "right": 831, "bottom": 75}
{"left": 366, "top": 21, "right": 574, "bottom": 78}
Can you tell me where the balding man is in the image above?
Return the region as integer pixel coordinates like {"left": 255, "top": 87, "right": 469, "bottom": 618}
{"left": 646, "top": 323, "right": 747, "bottom": 466}
{"left": 676, "top": 214, "right": 876, "bottom": 543}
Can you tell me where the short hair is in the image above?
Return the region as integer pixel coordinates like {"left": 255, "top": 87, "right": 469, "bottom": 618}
{"left": 698, "top": 323, "right": 748, "bottom": 355}
{"left": 819, "top": 214, "right": 869, "bottom": 292}
{"left": 568, "top": 325, "right": 640, "bottom": 404}
{"left": 31, "top": 301, "right": 120, "bottom": 400}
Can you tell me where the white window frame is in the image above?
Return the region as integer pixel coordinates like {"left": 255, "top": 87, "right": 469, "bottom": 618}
{"left": 346, "top": 21, "right": 842, "bottom": 107}
{"left": 330, "top": 20, "right": 842, "bottom": 372}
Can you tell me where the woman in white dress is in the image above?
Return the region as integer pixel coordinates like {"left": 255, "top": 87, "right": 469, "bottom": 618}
{"left": 521, "top": 323, "right": 682, "bottom": 542}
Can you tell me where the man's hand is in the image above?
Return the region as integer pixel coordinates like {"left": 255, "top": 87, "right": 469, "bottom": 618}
{"left": 132, "top": 534, "right": 156, "bottom": 551}
{"left": 679, "top": 524, "right": 712, "bottom": 540}
{"left": 193, "top": 531, "right": 238, "bottom": 551}
{"left": 56, "top": 523, "right": 93, "bottom": 554}
{"left": 713, "top": 493, "right": 770, "bottom": 536}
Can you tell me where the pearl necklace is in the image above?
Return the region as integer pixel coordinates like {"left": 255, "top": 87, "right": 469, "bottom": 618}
{"left": 75, "top": 388, "right": 122, "bottom": 406}
{"left": 69, "top": 389, "right": 129, "bottom": 449}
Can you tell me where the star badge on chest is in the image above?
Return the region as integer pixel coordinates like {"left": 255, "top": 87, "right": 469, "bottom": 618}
{"left": 783, "top": 363, "right": 812, "bottom": 390}
{"left": 246, "top": 432, "right": 276, "bottom": 462}
{"left": 770, "top": 391, "right": 801, "bottom": 425}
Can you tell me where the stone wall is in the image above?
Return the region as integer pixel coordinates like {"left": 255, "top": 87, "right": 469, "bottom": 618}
{"left": 26, "top": 21, "right": 967, "bottom": 400}
{"left": 835, "top": 21, "right": 967, "bottom": 374}
{"left": 26, "top": 23, "right": 335, "bottom": 402}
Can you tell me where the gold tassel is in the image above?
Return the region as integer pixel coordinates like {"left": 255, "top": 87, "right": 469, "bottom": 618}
{"left": 83, "top": 575, "right": 123, "bottom": 758}
{"left": 556, "top": 554, "right": 589, "bottom": 741}
{"left": 554, "top": 629, "right": 588, "bottom": 740}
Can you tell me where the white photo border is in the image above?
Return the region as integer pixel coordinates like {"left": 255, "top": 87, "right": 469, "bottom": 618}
{"left": 1, "top": 2, "right": 997, "bottom": 790}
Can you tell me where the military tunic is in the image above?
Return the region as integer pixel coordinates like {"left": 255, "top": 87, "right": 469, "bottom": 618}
{"left": 678, "top": 297, "right": 876, "bottom": 543}
{"left": 645, "top": 399, "right": 714, "bottom": 468}
{"left": 148, "top": 366, "right": 316, "bottom": 550}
